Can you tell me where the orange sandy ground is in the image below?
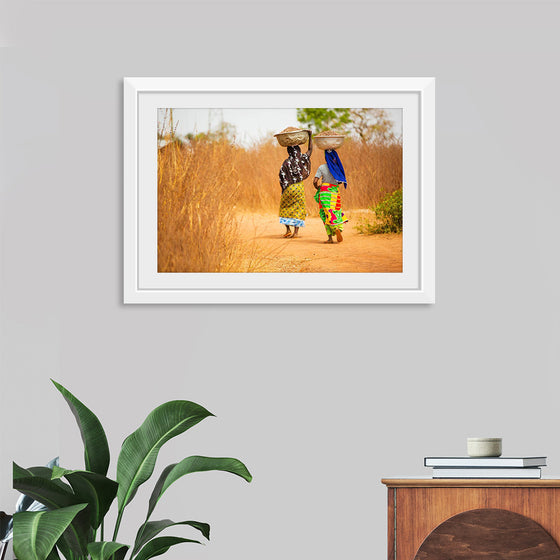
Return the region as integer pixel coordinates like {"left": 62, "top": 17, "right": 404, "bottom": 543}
{"left": 237, "top": 210, "right": 402, "bottom": 273}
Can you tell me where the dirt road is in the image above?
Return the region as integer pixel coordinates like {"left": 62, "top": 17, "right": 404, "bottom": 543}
{"left": 238, "top": 210, "right": 402, "bottom": 273}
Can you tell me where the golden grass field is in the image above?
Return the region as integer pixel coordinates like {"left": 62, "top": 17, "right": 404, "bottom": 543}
{"left": 158, "top": 138, "right": 402, "bottom": 272}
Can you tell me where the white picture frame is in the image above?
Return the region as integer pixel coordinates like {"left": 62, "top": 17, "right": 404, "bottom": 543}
{"left": 124, "top": 77, "right": 435, "bottom": 304}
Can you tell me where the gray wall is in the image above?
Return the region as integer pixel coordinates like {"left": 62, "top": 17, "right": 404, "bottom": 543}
{"left": 1, "top": 1, "right": 560, "bottom": 559}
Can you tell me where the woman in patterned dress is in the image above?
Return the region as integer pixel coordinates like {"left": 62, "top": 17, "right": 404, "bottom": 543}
{"left": 278, "top": 130, "right": 313, "bottom": 238}
{"left": 313, "top": 148, "right": 348, "bottom": 243}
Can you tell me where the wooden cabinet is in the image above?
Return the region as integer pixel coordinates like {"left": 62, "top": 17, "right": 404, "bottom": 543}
{"left": 382, "top": 479, "right": 560, "bottom": 559}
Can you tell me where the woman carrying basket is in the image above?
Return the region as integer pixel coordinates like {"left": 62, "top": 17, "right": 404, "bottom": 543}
{"left": 278, "top": 129, "right": 313, "bottom": 238}
{"left": 313, "top": 141, "right": 348, "bottom": 243}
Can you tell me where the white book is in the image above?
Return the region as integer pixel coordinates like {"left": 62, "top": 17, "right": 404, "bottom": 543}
{"left": 424, "top": 456, "right": 546, "bottom": 468}
{"left": 432, "top": 467, "right": 542, "bottom": 479}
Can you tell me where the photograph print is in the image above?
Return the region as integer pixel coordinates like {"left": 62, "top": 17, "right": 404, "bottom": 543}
{"left": 157, "top": 107, "right": 403, "bottom": 274}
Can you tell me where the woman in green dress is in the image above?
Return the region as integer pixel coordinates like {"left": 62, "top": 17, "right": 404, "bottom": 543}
{"left": 313, "top": 148, "right": 348, "bottom": 243}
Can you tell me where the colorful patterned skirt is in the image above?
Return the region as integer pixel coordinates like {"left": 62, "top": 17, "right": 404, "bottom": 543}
{"left": 279, "top": 181, "right": 306, "bottom": 227}
{"left": 314, "top": 183, "right": 347, "bottom": 235}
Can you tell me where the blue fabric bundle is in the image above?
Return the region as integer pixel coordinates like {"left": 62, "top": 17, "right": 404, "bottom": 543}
{"left": 325, "top": 149, "right": 347, "bottom": 188}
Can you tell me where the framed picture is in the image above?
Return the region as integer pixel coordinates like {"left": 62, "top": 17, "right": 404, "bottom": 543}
{"left": 124, "top": 77, "right": 434, "bottom": 304}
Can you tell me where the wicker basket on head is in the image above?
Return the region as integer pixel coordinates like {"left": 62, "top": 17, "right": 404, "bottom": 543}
{"left": 314, "top": 130, "right": 345, "bottom": 150}
{"left": 274, "top": 127, "right": 309, "bottom": 147}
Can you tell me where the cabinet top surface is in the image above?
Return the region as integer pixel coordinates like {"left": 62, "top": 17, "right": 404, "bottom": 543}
{"left": 382, "top": 478, "right": 560, "bottom": 488}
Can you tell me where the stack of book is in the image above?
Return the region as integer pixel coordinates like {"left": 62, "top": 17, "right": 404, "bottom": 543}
{"left": 424, "top": 456, "right": 547, "bottom": 478}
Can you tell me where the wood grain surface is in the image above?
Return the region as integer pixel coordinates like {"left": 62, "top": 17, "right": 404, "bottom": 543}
{"left": 388, "top": 487, "right": 395, "bottom": 560}
{"left": 414, "top": 508, "right": 560, "bottom": 559}
{"left": 387, "top": 486, "right": 560, "bottom": 559}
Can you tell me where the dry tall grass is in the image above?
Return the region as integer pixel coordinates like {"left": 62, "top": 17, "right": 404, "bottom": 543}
{"left": 158, "top": 140, "right": 243, "bottom": 272}
{"left": 234, "top": 138, "right": 402, "bottom": 213}
{"left": 158, "top": 136, "right": 402, "bottom": 272}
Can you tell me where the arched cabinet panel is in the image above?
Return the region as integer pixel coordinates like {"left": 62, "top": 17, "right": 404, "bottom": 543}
{"left": 414, "top": 508, "right": 560, "bottom": 559}
{"left": 382, "top": 479, "right": 560, "bottom": 560}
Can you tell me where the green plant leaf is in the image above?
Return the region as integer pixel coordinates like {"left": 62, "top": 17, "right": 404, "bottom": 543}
{"left": 134, "top": 536, "right": 201, "bottom": 560}
{"left": 132, "top": 519, "right": 210, "bottom": 556}
{"left": 146, "top": 456, "right": 252, "bottom": 520}
{"left": 14, "top": 465, "right": 78, "bottom": 510}
{"left": 46, "top": 546, "right": 61, "bottom": 560}
{"left": 14, "top": 458, "right": 61, "bottom": 517}
{"left": 51, "top": 466, "right": 118, "bottom": 530}
{"left": 51, "top": 379, "right": 110, "bottom": 476}
{"left": 18, "top": 465, "right": 73, "bottom": 494}
{"left": 13, "top": 465, "right": 91, "bottom": 556}
{"left": 87, "top": 541, "right": 129, "bottom": 560}
{"left": 53, "top": 537, "right": 73, "bottom": 560}
{"left": 116, "top": 401, "right": 213, "bottom": 516}
{"left": 0, "top": 511, "right": 12, "bottom": 540}
{"left": 13, "top": 503, "right": 87, "bottom": 560}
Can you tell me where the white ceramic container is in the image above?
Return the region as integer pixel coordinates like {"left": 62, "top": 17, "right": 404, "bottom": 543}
{"left": 467, "top": 437, "right": 503, "bottom": 457}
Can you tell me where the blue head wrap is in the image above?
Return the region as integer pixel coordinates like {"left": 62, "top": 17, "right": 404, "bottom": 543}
{"left": 325, "top": 149, "right": 347, "bottom": 188}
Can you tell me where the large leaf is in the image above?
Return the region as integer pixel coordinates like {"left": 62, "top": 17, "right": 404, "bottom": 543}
{"left": 116, "top": 401, "right": 213, "bottom": 515}
{"left": 52, "top": 379, "right": 110, "bottom": 476}
{"left": 8, "top": 460, "right": 60, "bottom": 542}
{"left": 146, "top": 456, "right": 252, "bottom": 521}
{"left": 15, "top": 458, "right": 60, "bottom": 514}
{"left": 87, "top": 541, "right": 129, "bottom": 560}
{"left": 134, "top": 536, "right": 201, "bottom": 560}
{"left": 26, "top": 467, "right": 72, "bottom": 494}
{"left": 132, "top": 519, "right": 210, "bottom": 556}
{"left": 54, "top": 531, "right": 93, "bottom": 560}
{"left": 13, "top": 464, "right": 91, "bottom": 556}
{"left": 14, "top": 464, "right": 77, "bottom": 510}
{"left": 53, "top": 537, "right": 73, "bottom": 560}
{"left": 46, "top": 547, "right": 61, "bottom": 560}
{"left": 51, "top": 466, "right": 118, "bottom": 530}
{"left": 0, "top": 512, "right": 12, "bottom": 540}
{"left": 13, "top": 503, "right": 87, "bottom": 560}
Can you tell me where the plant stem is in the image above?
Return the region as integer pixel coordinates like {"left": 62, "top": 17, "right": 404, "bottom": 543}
{"left": 112, "top": 510, "right": 123, "bottom": 541}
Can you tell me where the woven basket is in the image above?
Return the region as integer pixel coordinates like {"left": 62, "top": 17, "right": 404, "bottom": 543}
{"left": 314, "top": 135, "right": 345, "bottom": 150}
{"left": 274, "top": 128, "right": 309, "bottom": 147}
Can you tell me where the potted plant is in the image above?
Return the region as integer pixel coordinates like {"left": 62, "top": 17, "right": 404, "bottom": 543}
{"left": 13, "top": 380, "right": 252, "bottom": 560}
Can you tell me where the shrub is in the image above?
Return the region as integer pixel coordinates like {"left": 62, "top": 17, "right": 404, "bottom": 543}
{"left": 356, "top": 188, "right": 402, "bottom": 234}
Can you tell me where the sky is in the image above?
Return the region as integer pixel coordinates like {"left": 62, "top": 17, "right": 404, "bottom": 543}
{"left": 158, "top": 108, "right": 403, "bottom": 147}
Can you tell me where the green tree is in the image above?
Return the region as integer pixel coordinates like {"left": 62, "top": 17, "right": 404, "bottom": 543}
{"left": 297, "top": 107, "right": 397, "bottom": 144}
{"left": 296, "top": 108, "right": 351, "bottom": 132}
